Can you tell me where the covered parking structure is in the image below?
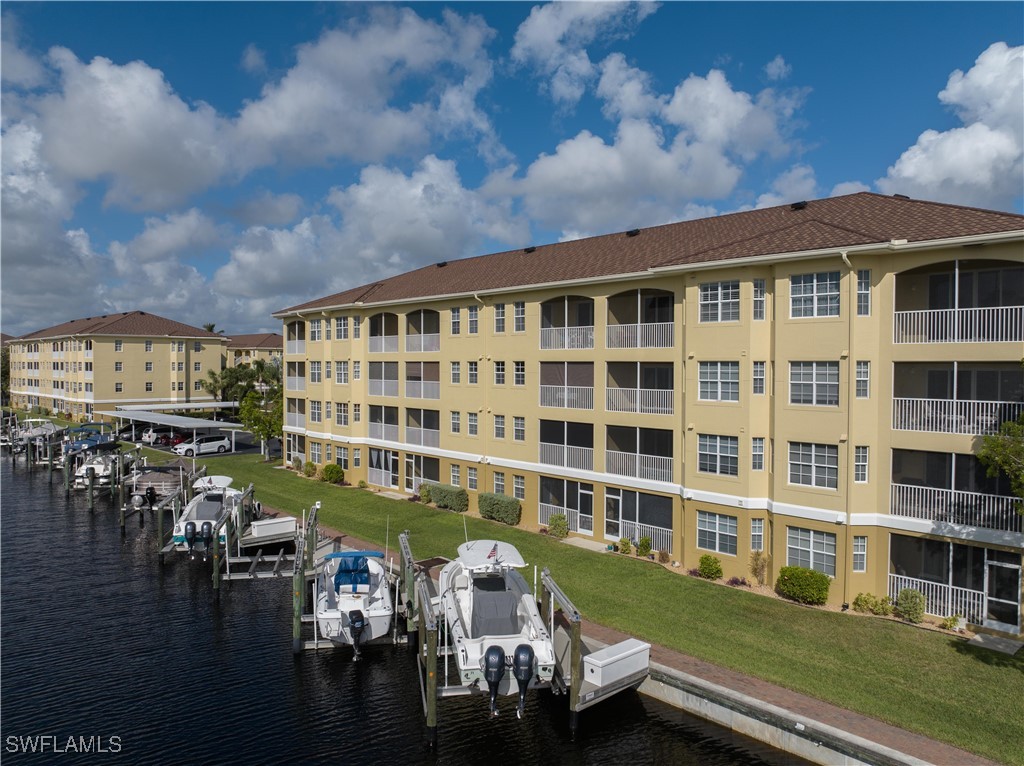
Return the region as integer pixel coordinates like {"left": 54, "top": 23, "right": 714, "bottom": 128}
{"left": 98, "top": 407, "right": 246, "bottom": 452}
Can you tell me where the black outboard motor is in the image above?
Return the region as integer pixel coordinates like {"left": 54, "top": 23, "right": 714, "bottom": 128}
{"left": 512, "top": 644, "right": 535, "bottom": 720}
{"left": 483, "top": 645, "right": 506, "bottom": 717}
{"left": 145, "top": 486, "right": 157, "bottom": 509}
{"left": 184, "top": 521, "right": 197, "bottom": 556}
{"left": 348, "top": 609, "right": 366, "bottom": 660}
{"left": 200, "top": 521, "right": 214, "bottom": 560}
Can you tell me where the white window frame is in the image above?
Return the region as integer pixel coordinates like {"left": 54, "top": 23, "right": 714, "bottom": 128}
{"left": 698, "top": 361, "right": 740, "bottom": 402}
{"left": 789, "top": 362, "right": 839, "bottom": 406}
{"left": 336, "top": 316, "right": 349, "bottom": 340}
{"left": 494, "top": 303, "right": 505, "bottom": 333}
{"left": 450, "top": 361, "right": 461, "bottom": 384}
{"left": 787, "top": 526, "right": 836, "bottom": 576}
{"left": 855, "top": 361, "right": 870, "bottom": 399}
{"left": 752, "top": 361, "right": 765, "bottom": 395}
{"left": 514, "top": 361, "right": 525, "bottom": 386}
{"left": 451, "top": 411, "right": 460, "bottom": 433}
{"left": 699, "top": 280, "right": 740, "bottom": 323}
{"left": 468, "top": 361, "right": 478, "bottom": 385}
{"left": 337, "top": 403, "right": 349, "bottom": 426}
{"left": 791, "top": 271, "right": 840, "bottom": 318}
{"left": 854, "top": 446, "right": 869, "bottom": 483}
{"left": 451, "top": 465, "right": 461, "bottom": 486}
{"left": 853, "top": 536, "right": 867, "bottom": 572}
{"left": 493, "top": 471, "right": 505, "bottom": 495}
{"left": 752, "top": 437, "right": 765, "bottom": 471}
{"left": 467, "top": 412, "right": 478, "bottom": 436}
{"left": 751, "top": 518, "right": 764, "bottom": 552}
{"left": 753, "top": 278, "right": 766, "bottom": 321}
{"left": 513, "top": 301, "right": 526, "bottom": 333}
{"left": 309, "top": 319, "right": 322, "bottom": 342}
{"left": 856, "top": 270, "right": 871, "bottom": 317}
{"left": 697, "top": 510, "right": 738, "bottom": 555}
{"left": 788, "top": 442, "right": 838, "bottom": 489}
{"left": 467, "top": 466, "right": 478, "bottom": 490}
{"left": 494, "top": 361, "right": 505, "bottom": 385}
{"left": 698, "top": 434, "right": 739, "bottom": 476}
{"left": 450, "top": 307, "right": 461, "bottom": 335}
{"left": 468, "top": 305, "right": 479, "bottom": 334}
{"left": 513, "top": 475, "right": 525, "bottom": 500}
{"left": 513, "top": 416, "right": 525, "bottom": 442}
{"left": 337, "top": 361, "right": 349, "bottom": 384}
{"left": 493, "top": 414, "right": 505, "bottom": 439}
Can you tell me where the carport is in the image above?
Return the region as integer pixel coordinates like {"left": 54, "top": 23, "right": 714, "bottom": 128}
{"left": 97, "top": 409, "right": 245, "bottom": 452}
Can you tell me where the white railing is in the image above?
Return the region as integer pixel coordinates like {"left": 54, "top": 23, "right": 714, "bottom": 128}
{"left": 538, "top": 442, "right": 594, "bottom": 471}
{"left": 890, "top": 484, "right": 1022, "bottom": 533}
{"left": 892, "top": 398, "right": 1023, "bottom": 435}
{"left": 887, "top": 574, "right": 984, "bottom": 624}
{"left": 285, "top": 412, "right": 305, "bottom": 428}
{"left": 538, "top": 503, "right": 594, "bottom": 534}
{"left": 606, "top": 450, "right": 673, "bottom": 482}
{"left": 539, "top": 385, "right": 594, "bottom": 410}
{"left": 368, "top": 468, "right": 394, "bottom": 488}
{"left": 405, "top": 427, "right": 440, "bottom": 447}
{"left": 606, "top": 387, "right": 673, "bottom": 415}
{"left": 368, "top": 379, "right": 399, "bottom": 397}
{"left": 405, "top": 334, "right": 440, "bottom": 353}
{"left": 410, "top": 477, "right": 438, "bottom": 494}
{"left": 368, "top": 423, "right": 399, "bottom": 442}
{"left": 539, "top": 326, "right": 594, "bottom": 350}
{"left": 606, "top": 322, "right": 674, "bottom": 349}
{"left": 619, "top": 520, "right": 673, "bottom": 555}
{"left": 406, "top": 381, "right": 441, "bottom": 399}
{"left": 286, "top": 376, "right": 305, "bottom": 392}
{"left": 286, "top": 340, "right": 305, "bottom": 355}
{"left": 368, "top": 335, "right": 399, "bottom": 353}
{"left": 894, "top": 306, "right": 1024, "bottom": 344}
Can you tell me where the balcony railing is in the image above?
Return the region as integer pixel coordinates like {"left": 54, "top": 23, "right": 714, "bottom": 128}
{"left": 606, "top": 387, "right": 673, "bottom": 415}
{"left": 538, "top": 502, "right": 594, "bottom": 534}
{"left": 606, "top": 322, "right": 674, "bottom": 349}
{"left": 619, "top": 519, "right": 673, "bottom": 555}
{"left": 892, "top": 398, "right": 1023, "bottom": 436}
{"left": 285, "top": 377, "right": 306, "bottom": 392}
{"left": 368, "top": 423, "right": 400, "bottom": 442}
{"left": 405, "top": 427, "right": 440, "bottom": 448}
{"left": 405, "top": 334, "right": 440, "bottom": 353}
{"left": 285, "top": 412, "right": 305, "bottom": 428}
{"left": 410, "top": 477, "right": 437, "bottom": 494}
{"left": 538, "top": 442, "right": 594, "bottom": 471}
{"left": 368, "top": 379, "right": 399, "bottom": 397}
{"left": 286, "top": 340, "right": 305, "bottom": 355}
{"left": 894, "top": 306, "right": 1024, "bottom": 344}
{"left": 605, "top": 450, "right": 673, "bottom": 483}
{"left": 540, "top": 326, "right": 594, "bottom": 350}
{"left": 888, "top": 574, "right": 983, "bottom": 624}
{"left": 368, "top": 467, "right": 394, "bottom": 488}
{"left": 406, "top": 381, "right": 441, "bottom": 399}
{"left": 369, "top": 335, "right": 399, "bottom": 353}
{"left": 539, "top": 385, "right": 594, "bottom": 410}
{"left": 890, "top": 484, "right": 1022, "bottom": 533}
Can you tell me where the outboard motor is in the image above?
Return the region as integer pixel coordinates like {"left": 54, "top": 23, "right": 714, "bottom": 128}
{"left": 483, "top": 645, "right": 506, "bottom": 717}
{"left": 200, "top": 521, "right": 214, "bottom": 560}
{"left": 512, "top": 644, "right": 535, "bottom": 719}
{"left": 145, "top": 486, "right": 157, "bottom": 509}
{"left": 184, "top": 521, "right": 197, "bottom": 556}
{"left": 348, "top": 609, "right": 366, "bottom": 659}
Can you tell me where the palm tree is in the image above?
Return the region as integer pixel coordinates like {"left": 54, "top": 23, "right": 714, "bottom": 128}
{"left": 202, "top": 323, "right": 225, "bottom": 335}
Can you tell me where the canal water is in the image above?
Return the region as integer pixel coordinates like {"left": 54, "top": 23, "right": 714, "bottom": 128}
{"left": 0, "top": 459, "right": 809, "bottom": 765}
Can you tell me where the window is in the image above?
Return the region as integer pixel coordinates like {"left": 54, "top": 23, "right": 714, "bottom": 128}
{"left": 338, "top": 447, "right": 349, "bottom": 470}
{"left": 467, "top": 466, "right": 478, "bottom": 490}
{"left": 857, "top": 270, "right": 871, "bottom": 316}
{"left": 145, "top": 362, "right": 153, "bottom": 372}
{"left": 310, "top": 401, "right": 322, "bottom": 423}
{"left": 337, "top": 361, "right": 349, "bottom": 384}
{"left": 855, "top": 361, "right": 870, "bottom": 398}
{"left": 790, "top": 362, "right": 839, "bottom": 406}
{"left": 451, "top": 307, "right": 461, "bottom": 335}
{"left": 309, "top": 319, "right": 322, "bottom": 341}
{"left": 699, "top": 280, "right": 740, "bottom": 322}
{"left": 114, "top": 340, "right": 123, "bottom": 352}
{"left": 451, "top": 411, "right": 460, "bottom": 433}
{"left": 753, "top": 279, "right": 766, "bottom": 320}
{"left": 514, "top": 301, "right": 526, "bottom": 332}
{"left": 494, "top": 414, "right": 505, "bottom": 439}
{"left": 494, "top": 361, "right": 505, "bottom": 385}
{"left": 451, "top": 465, "right": 461, "bottom": 486}
{"left": 751, "top": 518, "right": 764, "bottom": 552}
{"left": 145, "top": 382, "right": 153, "bottom": 392}
{"left": 353, "top": 448, "right": 360, "bottom": 467}
{"left": 854, "top": 446, "right": 869, "bottom": 483}
{"left": 468, "top": 361, "right": 478, "bottom": 384}
{"left": 787, "top": 526, "right": 836, "bottom": 576}
{"left": 352, "top": 361, "right": 360, "bottom": 380}
{"left": 352, "top": 318, "right": 360, "bottom": 339}
{"left": 336, "top": 316, "right": 349, "bottom": 339}
{"left": 853, "top": 536, "right": 867, "bottom": 572}
{"left": 145, "top": 340, "right": 153, "bottom": 352}
{"left": 309, "top": 442, "right": 322, "bottom": 464}
{"left": 177, "top": 362, "right": 184, "bottom": 371}
{"left": 337, "top": 403, "right": 349, "bottom": 426}
{"left": 468, "top": 412, "right": 478, "bottom": 436}
{"left": 115, "top": 382, "right": 123, "bottom": 393}
{"left": 514, "top": 361, "right": 525, "bottom": 386}
{"left": 353, "top": 404, "right": 361, "bottom": 422}
{"left": 752, "top": 437, "right": 765, "bottom": 471}
{"left": 698, "top": 434, "right": 738, "bottom": 476}
{"left": 468, "top": 305, "right": 479, "bottom": 334}
{"left": 697, "top": 511, "right": 738, "bottom": 555}
{"left": 791, "top": 271, "right": 840, "bottom": 317}
{"left": 513, "top": 416, "right": 525, "bottom": 442}
{"left": 752, "top": 361, "right": 765, "bottom": 395}
{"left": 494, "top": 303, "right": 505, "bottom": 333}
{"left": 325, "top": 401, "right": 332, "bottom": 420}
{"left": 450, "top": 361, "right": 461, "bottom": 384}
{"left": 788, "top": 442, "right": 838, "bottom": 489}
{"left": 698, "top": 362, "right": 739, "bottom": 401}
{"left": 325, "top": 361, "right": 331, "bottom": 379}
{"left": 326, "top": 443, "right": 332, "bottom": 462}
{"left": 114, "top": 362, "right": 123, "bottom": 372}
{"left": 194, "top": 362, "right": 202, "bottom": 372}
{"left": 513, "top": 475, "right": 525, "bottom": 500}
{"left": 493, "top": 471, "right": 505, "bottom": 495}
{"left": 309, "top": 361, "right": 322, "bottom": 383}
{"left": 194, "top": 342, "right": 202, "bottom": 352}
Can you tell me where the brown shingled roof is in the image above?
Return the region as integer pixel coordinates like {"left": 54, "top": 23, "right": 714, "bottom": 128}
{"left": 275, "top": 193, "right": 1023, "bottom": 315}
{"left": 16, "top": 311, "right": 228, "bottom": 342}
{"left": 226, "top": 333, "right": 283, "bottom": 350}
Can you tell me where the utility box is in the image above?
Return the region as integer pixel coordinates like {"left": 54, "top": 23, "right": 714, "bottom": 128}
{"left": 582, "top": 638, "right": 650, "bottom": 687}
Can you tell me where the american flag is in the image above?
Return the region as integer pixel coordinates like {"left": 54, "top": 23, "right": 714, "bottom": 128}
{"left": 486, "top": 542, "right": 498, "bottom": 560}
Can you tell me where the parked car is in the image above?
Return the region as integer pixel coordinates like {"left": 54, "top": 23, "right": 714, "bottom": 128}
{"left": 155, "top": 431, "right": 187, "bottom": 447}
{"left": 117, "top": 423, "right": 143, "bottom": 441}
{"left": 172, "top": 434, "right": 231, "bottom": 457}
{"left": 141, "top": 427, "right": 174, "bottom": 445}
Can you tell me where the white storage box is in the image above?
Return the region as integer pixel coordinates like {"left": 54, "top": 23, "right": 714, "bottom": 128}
{"left": 249, "top": 516, "right": 297, "bottom": 537}
{"left": 583, "top": 638, "right": 650, "bottom": 687}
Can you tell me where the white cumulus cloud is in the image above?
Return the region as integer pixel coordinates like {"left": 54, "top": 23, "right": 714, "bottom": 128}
{"left": 764, "top": 55, "right": 792, "bottom": 82}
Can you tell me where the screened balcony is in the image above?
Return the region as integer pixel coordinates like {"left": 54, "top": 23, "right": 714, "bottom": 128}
{"left": 285, "top": 361, "right": 306, "bottom": 392}
{"left": 406, "top": 408, "right": 440, "bottom": 448}
{"left": 368, "top": 312, "right": 399, "bottom": 353}
{"left": 539, "top": 362, "right": 594, "bottom": 410}
{"left": 368, "top": 361, "right": 399, "bottom": 397}
{"left": 285, "top": 321, "right": 306, "bottom": 355}
{"left": 607, "top": 288, "right": 674, "bottom": 348}
{"left": 890, "top": 449, "right": 1020, "bottom": 533}
{"left": 406, "top": 361, "right": 440, "bottom": 399}
{"left": 538, "top": 477, "right": 594, "bottom": 534}
{"left": 606, "top": 425, "right": 674, "bottom": 482}
{"left": 893, "top": 362, "right": 1023, "bottom": 435}
{"left": 285, "top": 398, "right": 305, "bottom": 429}
{"left": 893, "top": 260, "right": 1024, "bottom": 344}
{"left": 406, "top": 309, "right": 440, "bottom": 353}
{"left": 406, "top": 454, "right": 440, "bottom": 494}
{"left": 540, "top": 296, "right": 594, "bottom": 350}
{"left": 606, "top": 362, "right": 673, "bottom": 415}
{"left": 539, "top": 419, "right": 594, "bottom": 470}
{"left": 368, "top": 405, "right": 399, "bottom": 442}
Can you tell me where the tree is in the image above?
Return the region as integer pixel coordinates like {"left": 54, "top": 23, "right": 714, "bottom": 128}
{"left": 199, "top": 365, "right": 256, "bottom": 403}
{"left": 1, "top": 343, "right": 9, "bottom": 407}
{"left": 978, "top": 412, "right": 1024, "bottom": 514}
{"left": 239, "top": 390, "right": 282, "bottom": 460}
{"left": 202, "top": 323, "right": 225, "bottom": 335}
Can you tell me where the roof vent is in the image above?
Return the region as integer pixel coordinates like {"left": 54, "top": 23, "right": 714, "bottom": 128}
{"left": 524, "top": 246, "right": 536, "bottom": 253}
{"left": 626, "top": 228, "right": 641, "bottom": 237}
{"left": 435, "top": 261, "right": 447, "bottom": 268}
{"left": 790, "top": 201, "right": 808, "bottom": 211}
{"left": 892, "top": 193, "right": 910, "bottom": 200}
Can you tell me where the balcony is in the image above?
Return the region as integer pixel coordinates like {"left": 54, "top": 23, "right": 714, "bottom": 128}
{"left": 888, "top": 574, "right": 984, "bottom": 624}
{"left": 405, "top": 334, "right": 440, "bottom": 353}
{"left": 539, "top": 385, "right": 594, "bottom": 410}
{"left": 368, "top": 379, "right": 399, "bottom": 397}
{"left": 368, "top": 423, "right": 400, "bottom": 441}
{"left": 606, "top": 450, "right": 673, "bottom": 483}
{"left": 893, "top": 398, "right": 1023, "bottom": 436}
{"left": 540, "top": 326, "right": 594, "bottom": 350}
{"left": 538, "top": 502, "right": 594, "bottom": 534}
{"left": 606, "top": 322, "right": 674, "bottom": 349}
{"left": 285, "top": 412, "right": 305, "bottom": 428}
{"left": 890, "top": 484, "right": 1021, "bottom": 534}
{"left": 538, "top": 442, "right": 593, "bottom": 471}
{"left": 368, "top": 467, "right": 393, "bottom": 488}
{"left": 286, "top": 376, "right": 306, "bottom": 392}
{"left": 606, "top": 387, "right": 673, "bottom": 415}
{"left": 286, "top": 340, "right": 306, "bottom": 355}
{"left": 368, "top": 335, "right": 399, "bottom": 353}
{"left": 406, "top": 427, "right": 440, "bottom": 448}
{"left": 619, "top": 519, "right": 673, "bottom": 555}
{"left": 540, "top": 295, "right": 595, "bottom": 350}
{"left": 894, "top": 306, "right": 1024, "bottom": 344}
{"left": 406, "top": 381, "right": 441, "bottom": 399}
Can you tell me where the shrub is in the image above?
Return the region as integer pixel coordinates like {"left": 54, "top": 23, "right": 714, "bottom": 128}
{"left": 291, "top": 456, "right": 303, "bottom": 472}
{"left": 697, "top": 554, "right": 723, "bottom": 580}
{"left": 775, "top": 566, "right": 830, "bottom": 605}
{"left": 727, "top": 576, "right": 750, "bottom": 587}
{"left": 478, "top": 493, "right": 521, "bottom": 525}
{"left": 430, "top": 484, "right": 469, "bottom": 513}
{"left": 547, "top": 513, "right": 569, "bottom": 539}
{"left": 636, "top": 536, "right": 652, "bottom": 558}
{"left": 852, "top": 592, "right": 894, "bottom": 616}
{"left": 749, "top": 549, "right": 771, "bottom": 586}
{"left": 321, "top": 464, "right": 345, "bottom": 485}
{"left": 872, "top": 596, "right": 894, "bottom": 617}
{"left": 940, "top": 614, "right": 964, "bottom": 631}
{"left": 357, "top": 480, "right": 368, "bottom": 489}
{"left": 895, "top": 588, "right": 926, "bottom": 624}
{"left": 618, "top": 537, "right": 633, "bottom": 555}
{"left": 686, "top": 568, "right": 701, "bottom": 577}
{"left": 303, "top": 461, "right": 318, "bottom": 478}
{"left": 657, "top": 549, "right": 670, "bottom": 564}
{"left": 418, "top": 484, "right": 432, "bottom": 504}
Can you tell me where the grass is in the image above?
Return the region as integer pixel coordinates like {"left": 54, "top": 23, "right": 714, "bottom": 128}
{"left": 204, "top": 453, "right": 1024, "bottom": 765}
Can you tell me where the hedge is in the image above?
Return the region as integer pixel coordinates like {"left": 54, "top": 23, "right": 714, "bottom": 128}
{"left": 775, "top": 565, "right": 830, "bottom": 605}
{"left": 430, "top": 483, "right": 469, "bottom": 513}
{"left": 478, "top": 493, "right": 521, "bottom": 526}
{"left": 321, "top": 464, "right": 344, "bottom": 484}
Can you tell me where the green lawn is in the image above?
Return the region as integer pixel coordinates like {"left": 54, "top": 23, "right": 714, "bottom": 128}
{"left": 181, "top": 453, "right": 1024, "bottom": 764}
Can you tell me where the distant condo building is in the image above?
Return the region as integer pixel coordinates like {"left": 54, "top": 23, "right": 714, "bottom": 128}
{"left": 226, "top": 333, "right": 284, "bottom": 369}
{"left": 278, "top": 192, "right": 1023, "bottom": 635}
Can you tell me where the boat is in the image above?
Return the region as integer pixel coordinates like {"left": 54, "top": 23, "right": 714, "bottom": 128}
{"left": 314, "top": 551, "right": 394, "bottom": 658}
{"left": 437, "top": 540, "right": 556, "bottom": 717}
{"left": 64, "top": 423, "right": 116, "bottom": 452}
{"left": 73, "top": 449, "right": 134, "bottom": 488}
{"left": 171, "top": 475, "right": 243, "bottom": 558}
{"left": 14, "top": 418, "right": 61, "bottom": 446}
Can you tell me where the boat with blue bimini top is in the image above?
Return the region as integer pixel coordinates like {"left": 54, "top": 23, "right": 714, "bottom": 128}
{"left": 437, "top": 540, "right": 557, "bottom": 718}
{"left": 172, "top": 475, "right": 243, "bottom": 559}
{"left": 314, "top": 551, "right": 394, "bottom": 658}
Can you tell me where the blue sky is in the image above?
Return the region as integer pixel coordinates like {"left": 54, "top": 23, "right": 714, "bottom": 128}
{"left": 2, "top": 2, "right": 1021, "bottom": 337}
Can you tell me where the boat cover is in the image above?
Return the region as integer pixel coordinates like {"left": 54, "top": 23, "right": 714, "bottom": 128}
{"left": 330, "top": 552, "right": 383, "bottom": 592}
{"left": 455, "top": 540, "right": 525, "bottom": 569}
